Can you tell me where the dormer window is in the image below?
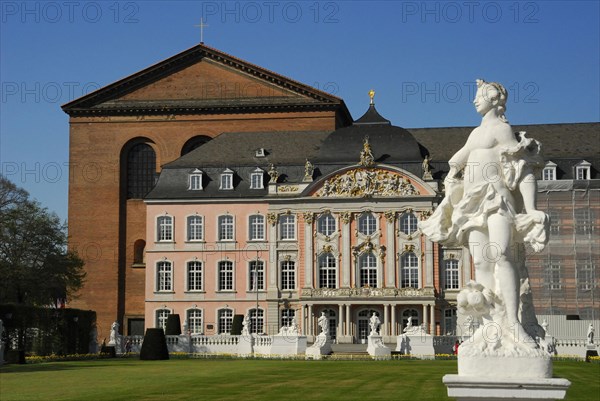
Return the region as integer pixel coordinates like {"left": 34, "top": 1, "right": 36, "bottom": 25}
{"left": 250, "top": 168, "right": 264, "bottom": 189}
{"left": 220, "top": 168, "right": 234, "bottom": 190}
{"left": 189, "top": 169, "right": 203, "bottom": 190}
{"left": 575, "top": 160, "right": 591, "bottom": 180}
{"left": 542, "top": 162, "right": 556, "bottom": 181}
{"left": 255, "top": 148, "right": 266, "bottom": 158}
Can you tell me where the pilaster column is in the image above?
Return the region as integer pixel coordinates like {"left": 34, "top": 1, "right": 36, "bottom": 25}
{"left": 304, "top": 213, "right": 314, "bottom": 288}
{"left": 267, "top": 213, "right": 278, "bottom": 288}
{"left": 308, "top": 304, "right": 313, "bottom": 336}
{"left": 462, "top": 245, "right": 472, "bottom": 285}
{"left": 341, "top": 213, "right": 351, "bottom": 287}
{"left": 425, "top": 238, "right": 434, "bottom": 287}
{"left": 384, "top": 304, "right": 390, "bottom": 336}
{"left": 385, "top": 212, "right": 396, "bottom": 287}
{"left": 429, "top": 304, "right": 435, "bottom": 335}
{"left": 423, "top": 304, "right": 428, "bottom": 333}
{"left": 391, "top": 304, "right": 396, "bottom": 336}
{"left": 345, "top": 304, "right": 351, "bottom": 337}
{"left": 338, "top": 304, "right": 344, "bottom": 337}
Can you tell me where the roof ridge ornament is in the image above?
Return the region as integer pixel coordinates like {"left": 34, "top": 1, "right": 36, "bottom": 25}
{"left": 369, "top": 89, "right": 375, "bottom": 105}
{"left": 359, "top": 136, "right": 375, "bottom": 167}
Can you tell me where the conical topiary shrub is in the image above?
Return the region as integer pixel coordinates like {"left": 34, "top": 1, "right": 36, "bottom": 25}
{"left": 231, "top": 314, "right": 244, "bottom": 335}
{"left": 165, "top": 314, "right": 181, "bottom": 335}
{"left": 140, "top": 328, "right": 169, "bottom": 360}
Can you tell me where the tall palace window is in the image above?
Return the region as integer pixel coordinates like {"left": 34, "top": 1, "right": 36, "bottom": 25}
{"left": 359, "top": 252, "right": 377, "bottom": 287}
{"left": 401, "top": 252, "right": 419, "bottom": 288}
{"left": 318, "top": 253, "right": 337, "bottom": 288}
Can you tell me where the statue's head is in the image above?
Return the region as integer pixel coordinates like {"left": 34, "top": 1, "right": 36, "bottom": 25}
{"left": 474, "top": 79, "right": 508, "bottom": 120}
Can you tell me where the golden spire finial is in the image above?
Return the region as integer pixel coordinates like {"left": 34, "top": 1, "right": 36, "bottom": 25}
{"left": 369, "top": 89, "right": 375, "bottom": 105}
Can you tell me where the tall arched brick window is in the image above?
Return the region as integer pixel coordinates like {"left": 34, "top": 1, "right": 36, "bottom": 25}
{"left": 126, "top": 143, "right": 156, "bottom": 199}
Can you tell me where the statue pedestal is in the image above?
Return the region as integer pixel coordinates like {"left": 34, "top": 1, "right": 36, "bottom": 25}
{"left": 271, "top": 335, "right": 307, "bottom": 356}
{"left": 396, "top": 331, "right": 435, "bottom": 358}
{"left": 367, "top": 335, "right": 391, "bottom": 359}
{"left": 443, "top": 375, "right": 571, "bottom": 401}
{"left": 305, "top": 333, "right": 332, "bottom": 360}
{"left": 237, "top": 334, "right": 254, "bottom": 357}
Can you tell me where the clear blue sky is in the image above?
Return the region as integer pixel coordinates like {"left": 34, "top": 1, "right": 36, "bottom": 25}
{"left": 1, "top": 1, "right": 599, "bottom": 221}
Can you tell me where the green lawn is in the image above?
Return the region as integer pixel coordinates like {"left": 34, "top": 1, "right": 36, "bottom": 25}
{"left": 1, "top": 359, "right": 598, "bottom": 401}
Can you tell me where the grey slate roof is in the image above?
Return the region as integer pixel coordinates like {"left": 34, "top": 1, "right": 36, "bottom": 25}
{"left": 147, "top": 120, "right": 600, "bottom": 200}
{"left": 410, "top": 122, "right": 600, "bottom": 161}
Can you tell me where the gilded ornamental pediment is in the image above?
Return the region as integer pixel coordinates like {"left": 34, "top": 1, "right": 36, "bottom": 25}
{"left": 314, "top": 168, "right": 419, "bottom": 198}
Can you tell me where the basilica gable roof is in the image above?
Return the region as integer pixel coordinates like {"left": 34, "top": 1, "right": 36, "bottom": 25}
{"left": 61, "top": 43, "right": 351, "bottom": 121}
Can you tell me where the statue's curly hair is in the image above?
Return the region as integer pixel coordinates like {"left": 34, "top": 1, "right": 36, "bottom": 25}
{"left": 476, "top": 79, "right": 508, "bottom": 123}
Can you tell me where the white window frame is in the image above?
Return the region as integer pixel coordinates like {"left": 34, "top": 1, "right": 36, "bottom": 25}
{"left": 248, "top": 260, "right": 265, "bottom": 291}
{"left": 186, "top": 308, "right": 203, "bottom": 334}
{"left": 399, "top": 212, "right": 418, "bottom": 235}
{"left": 186, "top": 215, "right": 204, "bottom": 241}
{"left": 220, "top": 168, "right": 234, "bottom": 190}
{"left": 188, "top": 169, "right": 203, "bottom": 190}
{"left": 577, "top": 261, "right": 594, "bottom": 291}
{"left": 444, "top": 259, "right": 460, "bottom": 290}
{"left": 156, "top": 260, "right": 173, "bottom": 292}
{"left": 359, "top": 252, "right": 377, "bottom": 287}
{"left": 547, "top": 260, "right": 562, "bottom": 290}
{"left": 218, "top": 215, "right": 235, "bottom": 241}
{"left": 186, "top": 260, "right": 203, "bottom": 292}
{"left": 156, "top": 215, "right": 174, "bottom": 242}
{"left": 156, "top": 309, "right": 171, "bottom": 330}
{"left": 218, "top": 260, "right": 234, "bottom": 291}
{"left": 542, "top": 162, "right": 556, "bottom": 181}
{"left": 401, "top": 252, "right": 419, "bottom": 288}
{"left": 281, "top": 308, "right": 295, "bottom": 328}
{"left": 279, "top": 214, "right": 296, "bottom": 240}
{"left": 318, "top": 252, "right": 337, "bottom": 289}
{"left": 249, "top": 308, "right": 264, "bottom": 334}
{"left": 575, "top": 160, "right": 591, "bottom": 180}
{"left": 250, "top": 168, "right": 264, "bottom": 189}
{"left": 248, "top": 214, "right": 265, "bottom": 241}
{"left": 280, "top": 260, "right": 296, "bottom": 290}
{"left": 358, "top": 212, "right": 377, "bottom": 236}
{"left": 217, "top": 308, "right": 234, "bottom": 334}
{"left": 317, "top": 213, "right": 336, "bottom": 237}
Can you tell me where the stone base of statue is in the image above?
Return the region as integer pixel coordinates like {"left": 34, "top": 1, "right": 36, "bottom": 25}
{"left": 237, "top": 333, "right": 254, "bottom": 357}
{"left": 396, "top": 327, "right": 435, "bottom": 358}
{"left": 443, "top": 375, "right": 571, "bottom": 401}
{"left": 367, "top": 334, "right": 391, "bottom": 359}
{"left": 271, "top": 335, "right": 307, "bottom": 356}
{"left": 305, "top": 333, "right": 332, "bottom": 360}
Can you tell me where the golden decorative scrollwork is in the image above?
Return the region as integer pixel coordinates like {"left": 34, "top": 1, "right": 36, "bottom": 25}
{"left": 315, "top": 168, "right": 419, "bottom": 198}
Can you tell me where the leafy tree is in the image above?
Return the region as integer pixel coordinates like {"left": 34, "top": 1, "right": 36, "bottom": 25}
{"left": 0, "top": 175, "right": 85, "bottom": 306}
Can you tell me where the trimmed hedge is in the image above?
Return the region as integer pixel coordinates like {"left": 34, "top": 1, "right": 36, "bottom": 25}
{"left": 140, "top": 328, "right": 169, "bottom": 360}
{"left": 0, "top": 304, "right": 96, "bottom": 356}
{"left": 165, "top": 314, "right": 181, "bottom": 335}
{"left": 231, "top": 315, "right": 244, "bottom": 335}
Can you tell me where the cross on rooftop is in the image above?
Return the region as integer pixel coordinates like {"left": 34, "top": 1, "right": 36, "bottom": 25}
{"left": 194, "top": 18, "right": 209, "bottom": 44}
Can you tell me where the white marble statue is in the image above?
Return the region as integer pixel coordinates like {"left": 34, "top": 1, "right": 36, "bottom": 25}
{"left": 369, "top": 312, "right": 381, "bottom": 335}
{"left": 587, "top": 324, "right": 595, "bottom": 345}
{"left": 403, "top": 316, "right": 413, "bottom": 333}
{"left": 242, "top": 313, "right": 250, "bottom": 336}
{"left": 108, "top": 321, "right": 119, "bottom": 345}
{"left": 420, "top": 79, "right": 550, "bottom": 363}
{"left": 317, "top": 312, "right": 328, "bottom": 335}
